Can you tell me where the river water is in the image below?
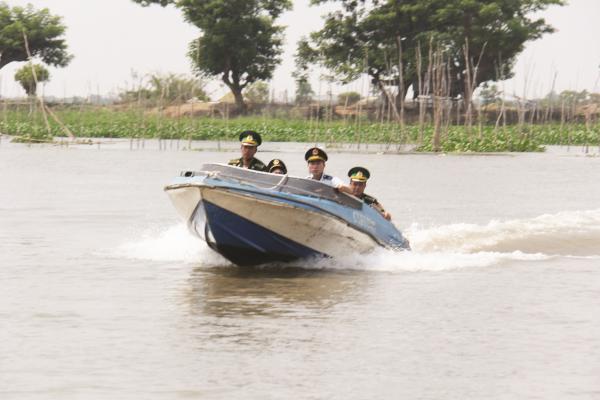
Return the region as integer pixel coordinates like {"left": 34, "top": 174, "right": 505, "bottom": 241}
{"left": 1, "top": 138, "right": 599, "bottom": 399}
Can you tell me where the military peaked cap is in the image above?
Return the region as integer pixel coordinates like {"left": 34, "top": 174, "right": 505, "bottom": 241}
{"left": 305, "top": 147, "right": 328, "bottom": 162}
{"left": 267, "top": 159, "right": 287, "bottom": 174}
{"left": 348, "top": 166, "right": 370, "bottom": 182}
{"left": 239, "top": 130, "right": 262, "bottom": 146}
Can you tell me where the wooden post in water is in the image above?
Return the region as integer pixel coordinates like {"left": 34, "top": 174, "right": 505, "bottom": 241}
{"left": 327, "top": 79, "right": 334, "bottom": 148}
{"left": 416, "top": 43, "right": 425, "bottom": 146}
{"left": 444, "top": 63, "right": 453, "bottom": 137}
{"left": 22, "top": 30, "right": 52, "bottom": 140}
{"left": 188, "top": 85, "right": 194, "bottom": 151}
{"left": 560, "top": 99, "right": 566, "bottom": 149}
{"left": 396, "top": 36, "right": 406, "bottom": 151}
{"left": 463, "top": 39, "right": 486, "bottom": 141}
{"left": 430, "top": 46, "right": 444, "bottom": 152}
{"left": 1, "top": 96, "right": 6, "bottom": 145}
{"left": 315, "top": 74, "right": 322, "bottom": 147}
{"left": 462, "top": 40, "right": 473, "bottom": 136}
{"left": 355, "top": 57, "right": 366, "bottom": 151}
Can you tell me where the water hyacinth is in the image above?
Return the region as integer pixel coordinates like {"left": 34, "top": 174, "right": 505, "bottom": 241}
{"left": 0, "top": 105, "right": 598, "bottom": 152}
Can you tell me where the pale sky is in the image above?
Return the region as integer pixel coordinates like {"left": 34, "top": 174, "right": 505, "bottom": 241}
{"left": 0, "top": 0, "right": 598, "bottom": 100}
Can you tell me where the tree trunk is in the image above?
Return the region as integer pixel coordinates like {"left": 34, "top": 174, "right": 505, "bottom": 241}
{"left": 27, "top": 82, "right": 37, "bottom": 97}
{"left": 222, "top": 73, "right": 247, "bottom": 115}
{"left": 231, "top": 87, "right": 247, "bottom": 114}
{"left": 394, "top": 85, "right": 410, "bottom": 111}
{"left": 375, "top": 79, "right": 401, "bottom": 123}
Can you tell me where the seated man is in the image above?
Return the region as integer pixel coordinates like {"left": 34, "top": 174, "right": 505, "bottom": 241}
{"left": 267, "top": 158, "right": 287, "bottom": 175}
{"left": 304, "top": 147, "right": 352, "bottom": 193}
{"left": 228, "top": 130, "right": 267, "bottom": 171}
{"left": 347, "top": 166, "right": 391, "bottom": 221}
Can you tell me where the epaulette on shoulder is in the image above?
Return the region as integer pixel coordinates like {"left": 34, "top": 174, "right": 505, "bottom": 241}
{"left": 322, "top": 174, "right": 333, "bottom": 180}
{"left": 228, "top": 158, "right": 241, "bottom": 165}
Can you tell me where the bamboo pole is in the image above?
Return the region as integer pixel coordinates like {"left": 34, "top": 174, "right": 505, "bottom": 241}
{"left": 43, "top": 104, "right": 75, "bottom": 138}
{"left": 444, "top": 63, "right": 453, "bottom": 137}
{"left": 158, "top": 85, "right": 165, "bottom": 151}
{"left": 431, "top": 47, "right": 446, "bottom": 152}
{"left": 415, "top": 43, "right": 425, "bottom": 145}
{"left": 545, "top": 72, "right": 557, "bottom": 125}
{"left": 1, "top": 94, "right": 7, "bottom": 145}
{"left": 314, "top": 73, "right": 322, "bottom": 146}
{"left": 382, "top": 49, "right": 393, "bottom": 150}
{"left": 462, "top": 39, "right": 486, "bottom": 138}
{"left": 396, "top": 36, "right": 405, "bottom": 151}
{"left": 22, "top": 30, "right": 52, "bottom": 139}
{"left": 188, "top": 84, "right": 194, "bottom": 150}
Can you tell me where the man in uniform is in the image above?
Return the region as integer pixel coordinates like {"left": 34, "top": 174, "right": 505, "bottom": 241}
{"left": 228, "top": 130, "right": 267, "bottom": 171}
{"left": 347, "top": 166, "right": 391, "bottom": 220}
{"left": 304, "top": 147, "right": 352, "bottom": 194}
{"left": 267, "top": 158, "right": 287, "bottom": 175}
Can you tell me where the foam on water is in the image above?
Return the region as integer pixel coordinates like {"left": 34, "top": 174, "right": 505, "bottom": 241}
{"left": 297, "top": 248, "right": 550, "bottom": 272}
{"left": 111, "top": 223, "right": 230, "bottom": 266}
{"left": 407, "top": 208, "right": 600, "bottom": 256}
{"left": 112, "top": 209, "right": 600, "bottom": 271}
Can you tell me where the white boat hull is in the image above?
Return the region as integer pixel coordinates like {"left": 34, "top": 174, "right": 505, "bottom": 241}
{"left": 200, "top": 187, "right": 378, "bottom": 257}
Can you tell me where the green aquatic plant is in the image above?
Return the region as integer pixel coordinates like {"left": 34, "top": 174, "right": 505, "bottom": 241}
{"left": 0, "top": 105, "right": 597, "bottom": 152}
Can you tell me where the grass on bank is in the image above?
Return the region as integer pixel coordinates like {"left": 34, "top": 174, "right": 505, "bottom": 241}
{"left": 1, "top": 106, "right": 598, "bottom": 152}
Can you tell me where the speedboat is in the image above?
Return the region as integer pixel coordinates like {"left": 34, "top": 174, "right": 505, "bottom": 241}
{"left": 164, "top": 163, "right": 410, "bottom": 266}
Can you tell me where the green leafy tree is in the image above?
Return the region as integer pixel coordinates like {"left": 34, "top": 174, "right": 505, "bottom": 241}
{"left": 479, "top": 83, "right": 501, "bottom": 106}
{"left": 0, "top": 2, "right": 72, "bottom": 70}
{"left": 133, "top": 0, "right": 291, "bottom": 113}
{"left": 297, "top": 0, "right": 434, "bottom": 107}
{"left": 559, "top": 90, "right": 590, "bottom": 105}
{"left": 428, "top": 0, "right": 564, "bottom": 100}
{"left": 14, "top": 63, "right": 49, "bottom": 96}
{"left": 244, "top": 81, "right": 270, "bottom": 104}
{"left": 301, "top": 0, "right": 564, "bottom": 102}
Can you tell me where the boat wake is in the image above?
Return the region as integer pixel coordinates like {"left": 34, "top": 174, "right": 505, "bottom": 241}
{"left": 407, "top": 208, "right": 600, "bottom": 257}
{"left": 112, "top": 209, "right": 600, "bottom": 272}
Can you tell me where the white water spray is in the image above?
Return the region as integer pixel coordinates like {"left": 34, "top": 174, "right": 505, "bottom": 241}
{"left": 112, "top": 209, "right": 600, "bottom": 271}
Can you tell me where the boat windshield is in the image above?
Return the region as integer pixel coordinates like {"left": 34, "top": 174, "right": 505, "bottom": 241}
{"left": 181, "top": 163, "right": 362, "bottom": 209}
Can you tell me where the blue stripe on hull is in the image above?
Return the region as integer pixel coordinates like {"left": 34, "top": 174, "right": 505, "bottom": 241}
{"left": 202, "top": 201, "right": 324, "bottom": 266}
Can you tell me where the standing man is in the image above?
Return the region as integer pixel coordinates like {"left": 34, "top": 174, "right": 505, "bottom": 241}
{"left": 228, "top": 130, "right": 267, "bottom": 171}
{"left": 304, "top": 147, "right": 352, "bottom": 193}
{"left": 347, "top": 166, "right": 391, "bottom": 220}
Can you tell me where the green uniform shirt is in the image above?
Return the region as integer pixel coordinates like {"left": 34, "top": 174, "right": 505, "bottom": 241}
{"left": 228, "top": 157, "right": 267, "bottom": 172}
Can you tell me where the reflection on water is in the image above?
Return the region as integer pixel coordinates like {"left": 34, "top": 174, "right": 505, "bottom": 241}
{"left": 185, "top": 266, "right": 370, "bottom": 318}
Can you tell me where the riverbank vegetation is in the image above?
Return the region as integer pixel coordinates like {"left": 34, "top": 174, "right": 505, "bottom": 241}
{"left": 1, "top": 98, "right": 598, "bottom": 152}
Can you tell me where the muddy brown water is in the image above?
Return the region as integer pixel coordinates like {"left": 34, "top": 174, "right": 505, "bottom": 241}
{"left": 1, "top": 139, "right": 599, "bottom": 399}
